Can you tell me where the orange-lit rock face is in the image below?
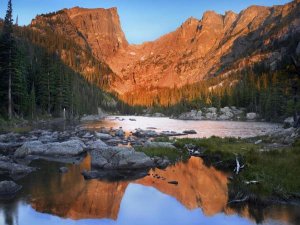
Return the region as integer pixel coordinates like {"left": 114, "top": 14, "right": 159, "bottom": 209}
{"left": 31, "top": 1, "right": 300, "bottom": 102}
{"left": 136, "top": 157, "right": 228, "bottom": 216}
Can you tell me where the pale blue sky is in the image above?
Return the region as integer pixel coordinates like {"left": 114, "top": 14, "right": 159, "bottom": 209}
{"left": 0, "top": 0, "right": 292, "bottom": 44}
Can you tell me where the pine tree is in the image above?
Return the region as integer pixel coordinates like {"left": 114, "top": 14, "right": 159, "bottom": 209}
{"left": 0, "top": 0, "right": 15, "bottom": 119}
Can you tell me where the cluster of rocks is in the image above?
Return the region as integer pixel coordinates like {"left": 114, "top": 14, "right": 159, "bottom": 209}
{"left": 0, "top": 125, "right": 183, "bottom": 194}
{"left": 132, "top": 128, "right": 185, "bottom": 138}
{"left": 176, "top": 107, "right": 258, "bottom": 121}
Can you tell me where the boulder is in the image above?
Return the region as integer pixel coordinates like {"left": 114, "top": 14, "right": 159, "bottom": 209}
{"left": 133, "top": 129, "right": 158, "bottom": 138}
{"left": 0, "top": 181, "right": 22, "bottom": 198}
{"left": 95, "top": 132, "right": 113, "bottom": 140}
{"left": 246, "top": 113, "right": 257, "bottom": 120}
{"left": 14, "top": 140, "right": 86, "bottom": 158}
{"left": 183, "top": 130, "right": 197, "bottom": 134}
{"left": 90, "top": 146, "right": 154, "bottom": 170}
{"left": 205, "top": 112, "right": 218, "bottom": 120}
{"left": 0, "top": 142, "right": 23, "bottom": 153}
{"left": 115, "top": 128, "right": 125, "bottom": 137}
{"left": 207, "top": 107, "right": 217, "bottom": 114}
{"left": 88, "top": 140, "right": 107, "bottom": 149}
{"left": 178, "top": 110, "right": 202, "bottom": 120}
{"left": 0, "top": 160, "right": 35, "bottom": 177}
{"left": 152, "top": 113, "right": 166, "bottom": 117}
{"left": 284, "top": 117, "right": 294, "bottom": 126}
{"left": 144, "top": 141, "right": 176, "bottom": 149}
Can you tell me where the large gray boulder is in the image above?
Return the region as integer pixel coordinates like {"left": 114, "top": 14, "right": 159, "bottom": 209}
{"left": 0, "top": 181, "right": 22, "bottom": 198}
{"left": 90, "top": 146, "right": 154, "bottom": 170}
{"left": 87, "top": 140, "right": 107, "bottom": 150}
{"left": 14, "top": 140, "right": 86, "bottom": 158}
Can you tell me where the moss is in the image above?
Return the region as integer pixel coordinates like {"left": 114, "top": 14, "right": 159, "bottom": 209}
{"left": 136, "top": 146, "right": 189, "bottom": 162}
{"left": 175, "top": 137, "right": 300, "bottom": 202}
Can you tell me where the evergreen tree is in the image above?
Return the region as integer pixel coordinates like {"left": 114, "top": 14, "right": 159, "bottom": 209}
{"left": 0, "top": 0, "right": 15, "bottom": 119}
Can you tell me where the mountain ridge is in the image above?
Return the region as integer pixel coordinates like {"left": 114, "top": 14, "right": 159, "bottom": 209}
{"left": 29, "top": 0, "right": 300, "bottom": 105}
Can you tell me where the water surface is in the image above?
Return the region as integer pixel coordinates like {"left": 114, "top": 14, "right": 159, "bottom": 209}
{"left": 0, "top": 157, "right": 299, "bottom": 225}
{"left": 85, "top": 116, "right": 283, "bottom": 138}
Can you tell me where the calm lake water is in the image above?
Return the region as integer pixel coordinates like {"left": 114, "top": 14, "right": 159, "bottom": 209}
{"left": 85, "top": 116, "right": 284, "bottom": 138}
{"left": 0, "top": 117, "right": 298, "bottom": 225}
{"left": 0, "top": 156, "right": 299, "bottom": 225}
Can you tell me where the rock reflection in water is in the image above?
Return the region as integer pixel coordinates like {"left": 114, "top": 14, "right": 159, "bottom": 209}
{"left": 0, "top": 156, "right": 299, "bottom": 225}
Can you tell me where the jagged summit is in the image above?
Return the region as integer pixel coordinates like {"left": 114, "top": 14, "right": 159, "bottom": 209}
{"left": 30, "top": 0, "right": 300, "bottom": 104}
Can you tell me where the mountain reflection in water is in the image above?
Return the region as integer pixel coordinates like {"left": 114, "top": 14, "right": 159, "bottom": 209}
{"left": 0, "top": 156, "right": 299, "bottom": 225}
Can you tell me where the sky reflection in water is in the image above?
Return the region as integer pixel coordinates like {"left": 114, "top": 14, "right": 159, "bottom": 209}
{"left": 16, "top": 184, "right": 255, "bottom": 225}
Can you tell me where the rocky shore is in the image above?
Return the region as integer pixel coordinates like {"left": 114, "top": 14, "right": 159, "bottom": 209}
{"left": 174, "top": 107, "right": 258, "bottom": 121}
{"left": 0, "top": 116, "right": 298, "bottom": 198}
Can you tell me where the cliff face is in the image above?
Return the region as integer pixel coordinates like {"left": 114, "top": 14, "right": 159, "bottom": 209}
{"left": 30, "top": 0, "right": 300, "bottom": 102}
{"left": 31, "top": 7, "right": 128, "bottom": 61}
{"left": 107, "top": 0, "right": 300, "bottom": 95}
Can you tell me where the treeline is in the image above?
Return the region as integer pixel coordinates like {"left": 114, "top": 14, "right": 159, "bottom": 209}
{"left": 122, "top": 64, "right": 300, "bottom": 122}
{"left": 0, "top": 0, "right": 124, "bottom": 120}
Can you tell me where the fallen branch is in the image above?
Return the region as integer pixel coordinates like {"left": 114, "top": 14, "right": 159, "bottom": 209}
{"left": 233, "top": 154, "right": 244, "bottom": 175}
{"left": 245, "top": 180, "right": 259, "bottom": 185}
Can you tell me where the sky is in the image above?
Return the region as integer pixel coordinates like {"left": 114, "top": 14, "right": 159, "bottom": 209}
{"left": 0, "top": 0, "right": 292, "bottom": 44}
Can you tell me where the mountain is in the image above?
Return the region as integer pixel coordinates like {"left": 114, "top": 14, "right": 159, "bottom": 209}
{"left": 29, "top": 0, "right": 300, "bottom": 106}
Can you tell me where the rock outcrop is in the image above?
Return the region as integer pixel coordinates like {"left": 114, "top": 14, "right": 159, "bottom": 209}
{"left": 14, "top": 140, "right": 86, "bottom": 158}
{"left": 90, "top": 146, "right": 154, "bottom": 170}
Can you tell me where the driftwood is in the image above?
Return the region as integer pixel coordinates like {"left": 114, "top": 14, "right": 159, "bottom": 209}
{"left": 233, "top": 154, "right": 245, "bottom": 175}
{"left": 245, "top": 180, "right": 259, "bottom": 185}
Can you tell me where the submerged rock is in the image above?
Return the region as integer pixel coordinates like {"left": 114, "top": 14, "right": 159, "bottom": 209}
{"left": 183, "top": 130, "right": 197, "bottom": 134}
{"left": 0, "top": 181, "right": 22, "bottom": 198}
{"left": 14, "top": 140, "right": 86, "bottom": 158}
{"left": 59, "top": 167, "right": 69, "bottom": 174}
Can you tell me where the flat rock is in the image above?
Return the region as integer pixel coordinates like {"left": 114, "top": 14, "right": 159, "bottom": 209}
{"left": 183, "top": 130, "right": 197, "bottom": 134}
{"left": 95, "top": 132, "right": 113, "bottom": 140}
{"left": 14, "top": 140, "right": 86, "bottom": 158}
{"left": 91, "top": 146, "right": 154, "bottom": 170}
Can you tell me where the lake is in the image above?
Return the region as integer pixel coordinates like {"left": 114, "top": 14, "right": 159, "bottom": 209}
{"left": 84, "top": 116, "right": 284, "bottom": 138}
{"left": 0, "top": 117, "right": 298, "bottom": 225}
